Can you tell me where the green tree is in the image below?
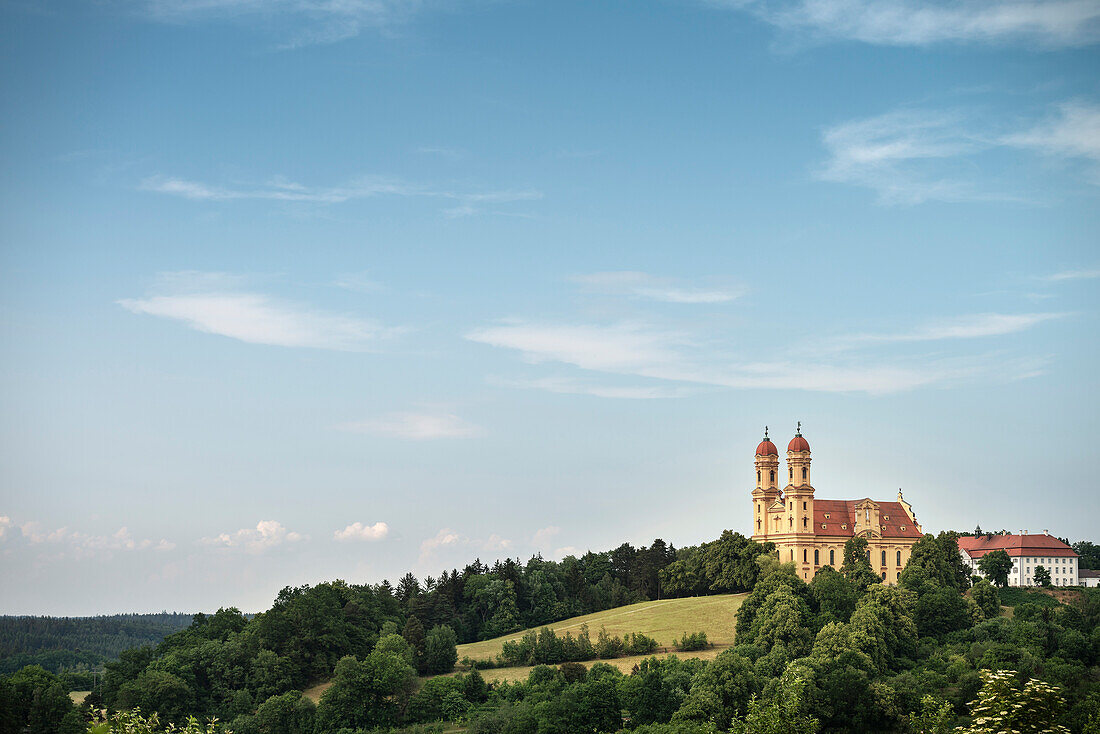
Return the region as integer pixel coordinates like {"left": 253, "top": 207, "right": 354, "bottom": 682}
{"left": 1034, "top": 565, "right": 1052, "bottom": 587}
{"left": 423, "top": 625, "right": 459, "bottom": 675}
{"left": 314, "top": 651, "right": 417, "bottom": 731}
{"left": 1072, "top": 540, "right": 1100, "bottom": 570}
{"left": 673, "top": 650, "right": 758, "bottom": 730}
{"left": 401, "top": 616, "right": 426, "bottom": 671}
{"left": 4, "top": 665, "right": 83, "bottom": 734}
{"left": 729, "top": 667, "right": 820, "bottom": 734}
{"left": 252, "top": 690, "right": 315, "bottom": 734}
{"left": 970, "top": 579, "right": 1001, "bottom": 618}
{"left": 977, "top": 550, "right": 1013, "bottom": 587}
{"left": 906, "top": 695, "right": 956, "bottom": 734}
{"left": 810, "top": 566, "right": 857, "bottom": 624}
{"left": 955, "top": 669, "right": 1070, "bottom": 734}
{"left": 899, "top": 533, "right": 970, "bottom": 591}
{"left": 750, "top": 586, "right": 814, "bottom": 658}
{"left": 840, "top": 537, "right": 881, "bottom": 591}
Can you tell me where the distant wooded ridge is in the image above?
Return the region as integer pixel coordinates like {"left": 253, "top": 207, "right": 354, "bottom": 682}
{"left": 0, "top": 613, "right": 195, "bottom": 674}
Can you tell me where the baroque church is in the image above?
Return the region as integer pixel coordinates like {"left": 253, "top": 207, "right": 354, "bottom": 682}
{"left": 750, "top": 425, "right": 923, "bottom": 584}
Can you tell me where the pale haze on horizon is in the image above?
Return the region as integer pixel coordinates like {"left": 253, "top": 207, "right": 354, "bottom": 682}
{"left": 1, "top": 0, "right": 1098, "bottom": 616}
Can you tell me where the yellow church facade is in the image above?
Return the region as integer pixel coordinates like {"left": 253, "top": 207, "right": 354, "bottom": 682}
{"left": 750, "top": 426, "right": 923, "bottom": 584}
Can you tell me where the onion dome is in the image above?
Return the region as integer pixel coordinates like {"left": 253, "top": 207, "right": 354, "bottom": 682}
{"left": 756, "top": 426, "right": 778, "bottom": 456}
{"left": 788, "top": 422, "right": 810, "bottom": 452}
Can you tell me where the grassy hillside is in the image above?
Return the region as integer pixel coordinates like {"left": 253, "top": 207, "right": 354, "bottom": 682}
{"left": 457, "top": 593, "right": 746, "bottom": 662}
{"left": 303, "top": 594, "right": 747, "bottom": 701}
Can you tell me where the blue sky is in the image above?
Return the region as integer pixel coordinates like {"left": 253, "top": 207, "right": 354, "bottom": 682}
{"left": 1, "top": 0, "right": 1098, "bottom": 615}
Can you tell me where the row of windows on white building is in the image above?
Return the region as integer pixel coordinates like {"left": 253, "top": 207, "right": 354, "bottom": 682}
{"left": 964, "top": 554, "right": 1079, "bottom": 587}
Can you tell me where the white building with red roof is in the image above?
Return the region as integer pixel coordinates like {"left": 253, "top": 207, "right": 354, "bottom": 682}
{"left": 749, "top": 425, "right": 923, "bottom": 584}
{"left": 957, "top": 533, "right": 1080, "bottom": 587}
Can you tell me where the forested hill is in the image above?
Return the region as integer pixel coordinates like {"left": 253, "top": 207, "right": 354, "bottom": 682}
{"left": 0, "top": 613, "right": 194, "bottom": 674}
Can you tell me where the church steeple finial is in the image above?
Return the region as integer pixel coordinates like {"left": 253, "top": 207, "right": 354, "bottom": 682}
{"left": 764, "top": 425, "right": 769, "bottom": 440}
{"left": 795, "top": 421, "right": 802, "bottom": 437}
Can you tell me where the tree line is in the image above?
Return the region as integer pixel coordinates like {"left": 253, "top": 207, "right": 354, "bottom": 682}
{"left": 0, "top": 613, "right": 194, "bottom": 676}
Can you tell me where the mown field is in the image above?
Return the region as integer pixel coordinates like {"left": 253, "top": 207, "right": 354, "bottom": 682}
{"left": 457, "top": 593, "right": 745, "bottom": 662}
{"left": 303, "top": 593, "right": 746, "bottom": 701}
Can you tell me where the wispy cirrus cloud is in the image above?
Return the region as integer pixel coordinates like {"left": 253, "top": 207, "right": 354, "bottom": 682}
{"left": 199, "top": 520, "right": 306, "bottom": 553}
{"left": 844, "top": 312, "right": 1065, "bottom": 343}
{"left": 468, "top": 317, "right": 1052, "bottom": 395}
{"left": 1041, "top": 267, "right": 1100, "bottom": 281}
{"left": 136, "top": 0, "right": 442, "bottom": 48}
{"left": 338, "top": 411, "right": 483, "bottom": 439}
{"left": 708, "top": 0, "right": 1100, "bottom": 47}
{"left": 334, "top": 521, "right": 390, "bottom": 542}
{"left": 140, "top": 174, "right": 540, "bottom": 216}
{"left": 492, "top": 375, "right": 697, "bottom": 399}
{"left": 119, "top": 271, "right": 400, "bottom": 351}
{"left": 1004, "top": 101, "right": 1100, "bottom": 182}
{"left": 817, "top": 109, "right": 995, "bottom": 204}
{"left": 819, "top": 100, "right": 1100, "bottom": 203}
{"left": 570, "top": 271, "right": 744, "bottom": 304}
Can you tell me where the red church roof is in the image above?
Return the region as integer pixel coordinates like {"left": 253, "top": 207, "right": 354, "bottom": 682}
{"left": 788, "top": 435, "right": 810, "bottom": 452}
{"left": 957, "top": 534, "right": 1077, "bottom": 559}
{"left": 756, "top": 439, "right": 778, "bottom": 456}
{"left": 812, "top": 499, "right": 922, "bottom": 539}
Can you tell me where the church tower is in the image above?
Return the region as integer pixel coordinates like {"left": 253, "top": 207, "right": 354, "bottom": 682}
{"left": 784, "top": 423, "right": 814, "bottom": 538}
{"left": 751, "top": 427, "right": 779, "bottom": 540}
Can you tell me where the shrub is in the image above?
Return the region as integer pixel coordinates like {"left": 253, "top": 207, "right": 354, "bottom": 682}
{"left": 626, "top": 632, "right": 660, "bottom": 655}
{"left": 676, "top": 632, "right": 710, "bottom": 652}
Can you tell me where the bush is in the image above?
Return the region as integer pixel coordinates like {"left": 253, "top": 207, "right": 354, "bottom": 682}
{"left": 626, "top": 632, "right": 660, "bottom": 655}
{"left": 676, "top": 632, "right": 710, "bottom": 652}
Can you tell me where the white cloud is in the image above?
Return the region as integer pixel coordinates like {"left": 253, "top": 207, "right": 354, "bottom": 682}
{"left": 199, "top": 520, "right": 306, "bottom": 553}
{"left": 570, "top": 271, "right": 743, "bottom": 304}
{"left": 710, "top": 0, "right": 1100, "bottom": 47}
{"left": 419, "top": 528, "right": 513, "bottom": 563}
{"left": 1003, "top": 101, "right": 1100, "bottom": 182}
{"left": 819, "top": 100, "right": 1100, "bottom": 203}
{"left": 818, "top": 109, "right": 994, "bottom": 204}
{"left": 846, "top": 312, "right": 1064, "bottom": 343}
{"left": 1042, "top": 268, "right": 1100, "bottom": 281}
{"left": 138, "top": 0, "right": 439, "bottom": 48}
{"left": 0, "top": 516, "right": 10, "bottom": 539}
{"left": 120, "top": 275, "right": 399, "bottom": 351}
{"left": 334, "top": 521, "right": 390, "bottom": 541}
{"left": 338, "top": 411, "right": 483, "bottom": 440}
{"left": 141, "top": 174, "right": 540, "bottom": 216}
{"left": 493, "top": 375, "right": 696, "bottom": 399}
{"left": 15, "top": 520, "right": 173, "bottom": 554}
{"left": 420, "top": 528, "right": 463, "bottom": 558}
{"left": 532, "top": 526, "right": 561, "bottom": 550}
{"left": 468, "top": 318, "right": 1052, "bottom": 395}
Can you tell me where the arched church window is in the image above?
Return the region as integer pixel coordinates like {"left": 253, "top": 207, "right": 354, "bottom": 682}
{"left": 802, "top": 467, "right": 807, "bottom": 480}
{"left": 803, "top": 549, "right": 807, "bottom": 562}
{"left": 881, "top": 571, "right": 886, "bottom": 580}
{"left": 769, "top": 470, "right": 774, "bottom": 482}
{"left": 789, "top": 517, "right": 793, "bottom": 528}
{"left": 790, "top": 549, "right": 794, "bottom": 560}
{"left": 789, "top": 468, "right": 793, "bottom": 479}
{"left": 757, "top": 520, "right": 761, "bottom": 530}
{"left": 881, "top": 550, "right": 886, "bottom": 566}
{"left": 757, "top": 471, "right": 760, "bottom": 482}
{"left": 897, "top": 550, "right": 902, "bottom": 566}
{"left": 830, "top": 549, "right": 835, "bottom": 565}
{"left": 866, "top": 550, "right": 871, "bottom": 563}
{"left": 803, "top": 517, "right": 807, "bottom": 528}
{"left": 814, "top": 549, "right": 819, "bottom": 565}
{"left": 802, "top": 501, "right": 807, "bottom": 510}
